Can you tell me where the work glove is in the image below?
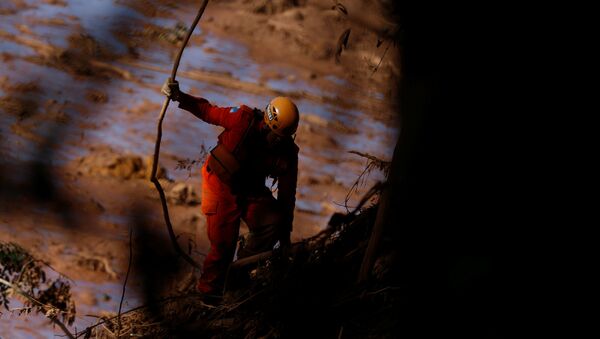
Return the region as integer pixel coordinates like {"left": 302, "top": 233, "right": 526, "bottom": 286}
{"left": 161, "top": 78, "right": 181, "bottom": 101}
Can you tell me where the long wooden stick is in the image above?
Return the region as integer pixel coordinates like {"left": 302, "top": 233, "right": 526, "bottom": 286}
{"left": 150, "top": 1, "right": 210, "bottom": 270}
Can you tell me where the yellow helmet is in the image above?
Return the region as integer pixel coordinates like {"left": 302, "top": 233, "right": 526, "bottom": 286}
{"left": 264, "top": 97, "right": 300, "bottom": 136}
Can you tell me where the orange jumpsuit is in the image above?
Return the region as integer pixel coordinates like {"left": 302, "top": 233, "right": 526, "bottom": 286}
{"left": 178, "top": 94, "right": 299, "bottom": 294}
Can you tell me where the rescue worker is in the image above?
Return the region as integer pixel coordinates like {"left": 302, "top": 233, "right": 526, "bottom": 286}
{"left": 161, "top": 79, "right": 300, "bottom": 296}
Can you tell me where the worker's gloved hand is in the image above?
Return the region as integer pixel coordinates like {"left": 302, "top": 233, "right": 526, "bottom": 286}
{"left": 161, "top": 78, "right": 181, "bottom": 101}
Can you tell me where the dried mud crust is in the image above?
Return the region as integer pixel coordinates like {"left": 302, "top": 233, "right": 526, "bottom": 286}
{"left": 73, "top": 145, "right": 168, "bottom": 181}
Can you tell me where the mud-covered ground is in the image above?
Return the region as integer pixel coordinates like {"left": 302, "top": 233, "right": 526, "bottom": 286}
{"left": 0, "top": 0, "right": 399, "bottom": 336}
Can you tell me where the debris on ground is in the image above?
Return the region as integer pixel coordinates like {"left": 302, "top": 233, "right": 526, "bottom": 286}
{"left": 75, "top": 253, "right": 118, "bottom": 280}
{"left": 89, "top": 184, "right": 401, "bottom": 338}
{"left": 74, "top": 146, "right": 168, "bottom": 180}
{"left": 168, "top": 182, "right": 201, "bottom": 206}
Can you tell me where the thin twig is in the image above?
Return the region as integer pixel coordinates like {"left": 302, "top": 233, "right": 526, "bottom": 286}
{"left": 117, "top": 226, "right": 134, "bottom": 337}
{"left": 16, "top": 259, "right": 74, "bottom": 285}
{"left": 370, "top": 40, "right": 392, "bottom": 77}
{"left": 348, "top": 151, "right": 390, "bottom": 165}
{"left": 342, "top": 151, "right": 391, "bottom": 211}
{"left": 342, "top": 163, "right": 373, "bottom": 212}
{"left": 331, "top": 200, "right": 359, "bottom": 209}
{"left": 38, "top": 259, "right": 76, "bottom": 283}
{"left": 350, "top": 182, "right": 386, "bottom": 215}
{"left": 366, "top": 286, "right": 402, "bottom": 296}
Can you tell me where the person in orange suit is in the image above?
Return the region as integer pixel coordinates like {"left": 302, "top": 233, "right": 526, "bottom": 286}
{"left": 162, "top": 79, "right": 300, "bottom": 296}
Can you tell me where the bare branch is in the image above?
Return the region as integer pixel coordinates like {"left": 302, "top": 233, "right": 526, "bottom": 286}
{"left": 340, "top": 151, "right": 391, "bottom": 212}
{"left": 348, "top": 151, "right": 390, "bottom": 165}
{"left": 370, "top": 40, "right": 392, "bottom": 77}
{"left": 117, "top": 226, "right": 134, "bottom": 336}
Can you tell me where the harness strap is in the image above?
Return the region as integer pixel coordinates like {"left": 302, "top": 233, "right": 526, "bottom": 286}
{"left": 231, "top": 109, "right": 259, "bottom": 156}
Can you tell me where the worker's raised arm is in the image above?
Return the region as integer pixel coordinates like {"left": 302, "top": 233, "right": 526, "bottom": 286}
{"left": 161, "top": 79, "right": 237, "bottom": 129}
